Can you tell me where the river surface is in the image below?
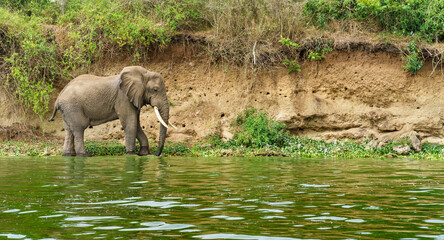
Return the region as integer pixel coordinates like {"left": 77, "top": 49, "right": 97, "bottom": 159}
{"left": 0, "top": 156, "right": 442, "bottom": 239}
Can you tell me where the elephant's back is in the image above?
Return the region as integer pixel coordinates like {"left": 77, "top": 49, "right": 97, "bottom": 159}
{"left": 56, "top": 74, "right": 120, "bottom": 105}
{"left": 70, "top": 74, "right": 115, "bottom": 85}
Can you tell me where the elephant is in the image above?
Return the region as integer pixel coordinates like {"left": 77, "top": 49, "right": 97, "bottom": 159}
{"left": 48, "top": 66, "right": 171, "bottom": 157}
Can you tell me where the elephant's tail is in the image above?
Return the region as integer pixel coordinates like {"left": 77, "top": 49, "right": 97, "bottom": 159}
{"left": 48, "top": 104, "right": 58, "bottom": 122}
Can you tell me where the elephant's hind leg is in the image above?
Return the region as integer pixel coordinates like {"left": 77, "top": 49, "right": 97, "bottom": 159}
{"left": 66, "top": 112, "right": 91, "bottom": 157}
{"left": 136, "top": 123, "right": 150, "bottom": 155}
{"left": 73, "top": 127, "right": 90, "bottom": 157}
{"left": 62, "top": 122, "right": 76, "bottom": 157}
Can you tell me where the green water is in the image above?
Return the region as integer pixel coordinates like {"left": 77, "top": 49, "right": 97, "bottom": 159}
{"left": 0, "top": 156, "right": 442, "bottom": 239}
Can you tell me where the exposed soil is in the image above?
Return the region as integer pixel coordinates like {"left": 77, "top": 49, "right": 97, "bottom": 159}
{"left": 2, "top": 38, "right": 444, "bottom": 147}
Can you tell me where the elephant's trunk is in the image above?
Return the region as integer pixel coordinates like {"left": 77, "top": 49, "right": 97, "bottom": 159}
{"left": 155, "top": 102, "right": 169, "bottom": 156}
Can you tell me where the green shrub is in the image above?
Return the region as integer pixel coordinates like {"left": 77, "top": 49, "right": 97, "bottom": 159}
{"left": 280, "top": 37, "right": 301, "bottom": 73}
{"left": 85, "top": 142, "right": 127, "bottom": 156}
{"left": 1, "top": 8, "right": 58, "bottom": 117}
{"left": 154, "top": 0, "right": 206, "bottom": 31}
{"left": 308, "top": 40, "right": 334, "bottom": 61}
{"left": 230, "top": 108, "right": 290, "bottom": 148}
{"left": 304, "top": 0, "right": 354, "bottom": 28}
{"left": 303, "top": 0, "right": 444, "bottom": 42}
{"left": 58, "top": 0, "right": 172, "bottom": 72}
{"left": 402, "top": 41, "right": 423, "bottom": 74}
{"left": 421, "top": 0, "right": 444, "bottom": 42}
{"left": 283, "top": 59, "right": 301, "bottom": 74}
{"left": 0, "top": 0, "right": 180, "bottom": 117}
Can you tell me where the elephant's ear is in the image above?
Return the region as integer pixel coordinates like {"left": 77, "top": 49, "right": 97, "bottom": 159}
{"left": 120, "top": 66, "right": 145, "bottom": 109}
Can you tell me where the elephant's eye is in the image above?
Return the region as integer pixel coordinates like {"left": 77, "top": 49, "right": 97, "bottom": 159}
{"left": 153, "top": 87, "right": 159, "bottom": 92}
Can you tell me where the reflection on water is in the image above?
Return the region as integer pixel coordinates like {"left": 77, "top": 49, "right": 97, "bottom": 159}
{"left": 0, "top": 156, "right": 443, "bottom": 239}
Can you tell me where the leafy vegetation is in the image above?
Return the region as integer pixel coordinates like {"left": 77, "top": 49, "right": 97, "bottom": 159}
{"left": 230, "top": 108, "right": 290, "bottom": 148}
{"left": 304, "top": 0, "right": 444, "bottom": 43}
{"left": 0, "top": 0, "right": 442, "bottom": 118}
{"left": 0, "top": 0, "right": 195, "bottom": 118}
{"left": 308, "top": 40, "right": 334, "bottom": 62}
{"left": 279, "top": 37, "right": 301, "bottom": 73}
{"left": 1, "top": 7, "right": 58, "bottom": 117}
{"left": 402, "top": 40, "right": 424, "bottom": 74}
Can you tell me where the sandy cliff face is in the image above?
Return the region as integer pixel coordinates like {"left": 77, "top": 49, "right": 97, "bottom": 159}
{"left": 5, "top": 42, "right": 444, "bottom": 145}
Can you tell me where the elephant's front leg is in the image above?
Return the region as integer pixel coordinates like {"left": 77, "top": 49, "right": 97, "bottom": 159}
{"left": 121, "top": 117, "right": 138, "bottom": 155}
{"left": 136, "top": 122, "right": 150, "bottom": 155}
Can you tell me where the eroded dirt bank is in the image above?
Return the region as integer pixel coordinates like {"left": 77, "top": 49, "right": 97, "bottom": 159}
{"left": 4, "top": 42, "right": 444, "bottom": 146}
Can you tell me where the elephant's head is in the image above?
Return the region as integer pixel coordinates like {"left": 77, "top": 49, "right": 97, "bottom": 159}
{"left": 120, "top": 66, "right": 169, "bottom": 156}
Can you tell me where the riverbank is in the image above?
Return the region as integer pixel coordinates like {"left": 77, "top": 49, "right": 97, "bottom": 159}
{"left": 1, "top": 1, "right": 444, "bottom": 154}
{"left": 2, "top": 108, "right": 444, "bottom": 159}
{"left": 1, "top": 138, "right": 444, "bottom": 160}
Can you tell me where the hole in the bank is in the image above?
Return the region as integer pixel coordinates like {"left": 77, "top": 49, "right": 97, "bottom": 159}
{"left": 221, "top": 113, "right": 225, "bottom": 118}
{"left": 182, "top": 124, "right": 186, "bottom": 128}
{"left": 344, "top": 87, "right": 348, "bottom": 91}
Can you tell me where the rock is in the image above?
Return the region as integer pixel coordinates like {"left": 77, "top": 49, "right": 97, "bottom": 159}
{"left": 393, "top": 144, "right": 411, "bottom": 155}
{"left": 222, "top": 129, "right": 233, "bottom": 140}
{"left": 399, "top": 131, "right": 421, "bottom": 152}
{"left": 377, "top": 141, "right": 387, "bottom": 149}
{"left": 421, "top": 137, "right": 444, "bottom": 145}
{"left": 255, "top": 151, "right": 287, "bottom": 157}
{"left": 365, "top": 139, "right": 378, "bottom": 151}
{"left": 409, "top": 133, "right": 421, "bottom": 152}
{"left": 220, "top": 149, "right": 233, "bottom": 156}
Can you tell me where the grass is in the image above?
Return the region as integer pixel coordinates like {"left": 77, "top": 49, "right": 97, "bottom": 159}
{"left": 1, "top": 139, "right": 444, "bottom": 160}
{"left": 1, "top": 108, "right": 444, "bottom": 160}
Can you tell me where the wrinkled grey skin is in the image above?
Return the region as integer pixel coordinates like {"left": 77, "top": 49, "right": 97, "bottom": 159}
{"left": 48, "top": 66, "right": 169, "bottom": 157}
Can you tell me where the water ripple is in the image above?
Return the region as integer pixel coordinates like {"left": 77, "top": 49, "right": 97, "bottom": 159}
{"left": 193, "top": 233, "right": 315, "bottom": 240}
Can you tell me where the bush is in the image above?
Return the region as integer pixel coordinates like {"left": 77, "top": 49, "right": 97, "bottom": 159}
{"left": 0, "top": 0, "right": 182, "bottom": 118}
{"left": 402, "top": 41, "right": 423, "bottom": 74}
{"left": 304, "top": 0, "right": 444, "bottom": 43}
{"left": 1, "top": 7, "right": 58, "bottom": 117}
{"left": 230, "top": 108, "right": 290, "bottom": 148}
{"left": 58, "top": 0, "right": 172, "bottom": 72}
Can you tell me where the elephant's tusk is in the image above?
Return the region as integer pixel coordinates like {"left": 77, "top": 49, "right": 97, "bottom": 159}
{"left": 169, "top": 122, "right": 178, "bottom": 130}
{"left": 154, "top": 107, "right": 169, "bottom": 129}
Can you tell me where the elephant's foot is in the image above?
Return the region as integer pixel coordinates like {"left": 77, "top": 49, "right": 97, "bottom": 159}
{"left": 126, "top": 151, "right": 137, "bottom": 155}
{"left": 62, "top": 152, "right": 76, "bottom": 157}
{"left": 76, "top": 152, "right": 91, "bottom": 157}
{"left": 138, "top": 146, "right": 152, "bottom": 156}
